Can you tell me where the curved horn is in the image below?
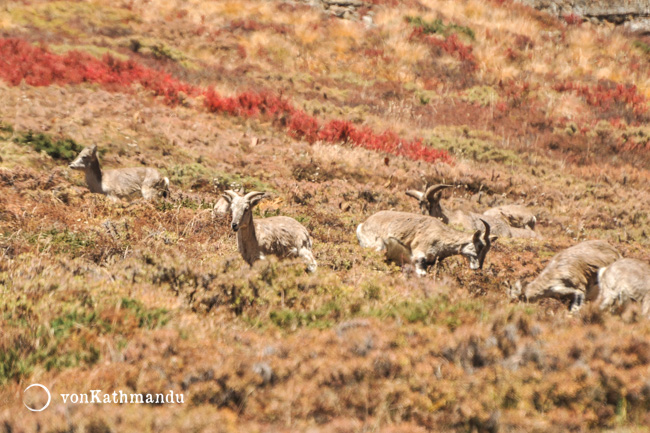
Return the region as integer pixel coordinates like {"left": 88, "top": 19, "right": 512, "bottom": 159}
{"left": 244, "top": 191, "right": 266, "bottom": 202}
{"left": 479, "top": 218, "right": 491, "bottom": 241}
{"left": 223, "top": 190, "right": 239, "bottom": 200}
{"left": 405, "top": 190, "right": 424, "bottom": 201}
{"left": 424, "top": 184, "right": 452, "bottom": 201}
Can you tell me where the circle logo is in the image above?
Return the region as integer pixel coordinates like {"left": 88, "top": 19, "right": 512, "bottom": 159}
{"left": 23, "top": 384, "right": 51, "bottom": 412}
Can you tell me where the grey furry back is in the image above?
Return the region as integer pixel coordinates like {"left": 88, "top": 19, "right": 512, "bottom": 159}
{"left": 525, "top": 240, "right": 621, "bottom": 301}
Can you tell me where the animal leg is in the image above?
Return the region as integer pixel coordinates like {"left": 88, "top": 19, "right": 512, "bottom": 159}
{"left": 569, "top": 292, "right": 585, "bottom": 313}
{"left": 547, "top": 285, "right": 585, "bottom": 312}
{"left": 299, "top": 247, "right": 317, "bottom": 273}
{"left": 382, "top": 237, "right": 411, "bottom": 266}
{"left": 599, "top": 293, "right": 616, "bottom": 312}
{"left": 641, "top": 298, "right": 650, "bottom": 318}
{"left": 413, "top": 253, "right": 428, "bottom": 277}
{"left": 141, "top": 187, "right": 156, "bottom": 200}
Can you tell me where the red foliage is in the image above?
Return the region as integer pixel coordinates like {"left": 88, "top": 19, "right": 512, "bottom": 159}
{"left": 505, "top": 47, "right": 519, "bottom": 62}
{"left": 0, "top": 38, "right": 199, "bottom": 105}
{"left": 318, "top": 119, "right": 356, "bottom": 143}
{"left": 288, "top": 110, "right": 320, "bottom": 143}
{"left": 553, "top": 81, "right": 647, "bottom": 115}
{"left": 0, "top": 37, "right": 452, "bottom": 165}
{"left": 236, "top": 44, "right": 247, "bottom": 59}
{"left": 497, "top": 79, "right": 532, "bottom": 111}
{"left": 203, "top": 89, "right": 293, "bottom": 118}
{"left": 563, "top": 13, "right": 583, "bottom": 25}
{"left": 409, "top": 29, "right": 477, "bottom": 70}
{"left": 363, "top": 48, "right": 385, "bottom": 58}
{"left": 318, "top": 120, "right": 452, "bottom": 164}
{"left": 204, "top": 87, "right": 452, "bottom": 163}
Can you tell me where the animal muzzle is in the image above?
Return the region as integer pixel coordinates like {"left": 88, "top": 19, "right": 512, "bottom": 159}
{"left": 231, "top": 223, "right": 239, "bottom": 232}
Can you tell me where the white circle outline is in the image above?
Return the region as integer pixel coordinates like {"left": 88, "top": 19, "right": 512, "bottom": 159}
{"left": 23, "top": 384, "right": 51, "bottom": 412}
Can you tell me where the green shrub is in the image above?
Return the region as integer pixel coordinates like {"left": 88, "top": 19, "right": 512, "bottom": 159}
{"left": 633, "top": 40, "right": 650, "bottom": 55}
{"left": 406, "top": 16, "right": 475, "bottom": 40}
{"left": 120, "top": 297, "right": 170, "bottom": 329}
{"left": 14, "top": 130, "right": 83, "bottom": 161}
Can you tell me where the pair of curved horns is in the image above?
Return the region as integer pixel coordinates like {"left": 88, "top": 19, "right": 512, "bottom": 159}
{"left": 406, "top": 184, "right": 452, "bottom": 201}
{"left": 424, "top": 184, "right": 452, "bottom": 201}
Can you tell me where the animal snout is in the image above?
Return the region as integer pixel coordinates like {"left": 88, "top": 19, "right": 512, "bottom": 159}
{"left": 231, "top": 222, "right": 239, "bottom": 232}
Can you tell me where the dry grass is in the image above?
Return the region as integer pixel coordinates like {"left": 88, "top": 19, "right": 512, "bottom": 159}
{"left": 2, "top": 0, "right": 650, "bottom": 431}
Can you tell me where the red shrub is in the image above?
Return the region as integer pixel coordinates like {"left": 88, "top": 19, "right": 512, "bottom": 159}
{"left": 288, "top": 110, "right": 320, "bottom": 143}
{"left": 363, "top": 48, "right": 384, "bottom": 57}
{"left": 553, "top": 81, "right": 647, "bottom": 116}
{"left": 505, "top": 47, "right": 519, "bottom": 62}
{"left": 0, "top": 38, "right": 198, "bottom": 105}
{"left": 203, "top": 89, "right": 293, "bottom": 118}
{"left": 0, "top": 37, "right": 452, "bottom": 165}
{"left": 318, "top": 120, "right": 356, "bottom": 143}
{"left": 236, "top": 44, "right": 247, "bottom": 59}
{"left": 409, "top": 30, "right": 477, "bottom": 70}
{"left": 318, "top": 121, "right": 452, "bottom": 164}
{"left": 563, "top": 14, "right": 583, "bottom": 26}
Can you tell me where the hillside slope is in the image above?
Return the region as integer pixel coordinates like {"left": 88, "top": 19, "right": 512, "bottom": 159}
{"left": 2, "top": 0, "right": 650, "bottom": 431}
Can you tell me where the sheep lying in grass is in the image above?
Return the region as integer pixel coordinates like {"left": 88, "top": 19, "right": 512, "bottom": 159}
{"left": 221, "top": 190, "right": 317, "bottom": 272}
{"left": 357, "top": 210, "right": 495, "bottom": 277}
{"left": 598, "top": 258, "right": 650, "bottom": 317}
{"left": 69, "top": 145, "right": 169, "bottom": 201}
{"left": 213, "top": 196, "right": 231, "bottom": 216}
{"left": 512, "top": 240, "right": 621, "bottom": 312}
{"left": 406, "top": 184, "right": 539, "bottom": 239}
{"left": 483, "top": 204, "right": 537, "bottom": 230}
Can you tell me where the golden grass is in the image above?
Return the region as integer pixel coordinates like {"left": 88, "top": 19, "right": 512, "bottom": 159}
{"left": 3, "top": 0, "right": 650, "bottom": 431}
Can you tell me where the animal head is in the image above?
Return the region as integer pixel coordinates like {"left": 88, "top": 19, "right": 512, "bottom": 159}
{"left": 212, "top": 196, "right": 232, "bottom": 218}
{"left": 221, "top": 190, "right": 266, "bottom": 232}
{"left": 507, "top": 280, "right": 524, "bottom": 300}
{"left": 69, "top": 145, "right": 98, "bottom": 170}
{"left": 460, "top": 218, "right": 495, "bottom": 270}
{"left": 406, "top": 184, "right": 451, "bottom": 218}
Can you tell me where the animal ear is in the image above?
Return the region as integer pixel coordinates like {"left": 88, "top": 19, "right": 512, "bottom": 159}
{"left": 405, "top": 190, "right": 424, "bottom": 201}
{"left": 489, "top": 235, "right": 498, "bottom": 244}
{"left": 90, "top": 145, "right": 98, "bottom": 154}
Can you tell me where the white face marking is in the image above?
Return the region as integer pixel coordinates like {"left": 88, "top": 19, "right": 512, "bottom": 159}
{"left": 69, "top": 148, "right": 94, "bottom": 170}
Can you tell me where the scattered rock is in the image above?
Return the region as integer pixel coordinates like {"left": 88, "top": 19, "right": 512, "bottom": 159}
{"left": 299, "top": 0, "right": 372, "bottom": 21}
{"left": 517, "top": 0, "right": 650, "bottom": 32}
